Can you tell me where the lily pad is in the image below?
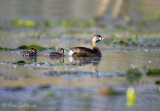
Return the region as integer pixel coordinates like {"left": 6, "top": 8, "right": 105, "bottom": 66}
{"left": 119, "top": 40, "right": 128, "bottom": 44}
{"left": 17, "top": 45, "right": 46, "bottom": 50}
{"left": 45, "top": 93, "right": 55, "bottom": 98}
{"left": 63, "top": 48, "right": 70, "bottom": 50}
{"left": 27, "top": 45, "right": 46, "bottom": 50}
{"left": 61, "top": 20, "right": 71, "bottom": 27}
{"left": 24, "top": 20, "right": 36, "bottom": 28}
{"left": 125, "top": 68, "right": 142, "bottom": 83}
{"left": 49, "top": 46, "right": 58, "bottom": 50}
{"left": 155, "top": 80, "right": 160, "bottom": 85}
{"left": 44, "top": 19, "right": 57, "bottom": 27}
{"left": 0, "top": 47, "right": 12, "bottom": 50}
{"left": 126, "top": 68, "right": 142, "bottom": 76}
{"left": 17, "top": 45, "right": 28, "bottom": 49}
{"left": 13, "top": 19, "right": 36, "bottom": 28}
{"left": 39, "top": 84, "right": 51, "bottom": 89}
{"left": 147, "top": 69, "right": 160, "bottom": 75}
{"left": 17, "top": 60, "right": 25, "bottom": 65}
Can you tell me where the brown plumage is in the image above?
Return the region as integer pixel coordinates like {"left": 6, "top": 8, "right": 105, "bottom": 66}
{"left": 68, "top": 35, "right": 103, "bottom": 57}
{"left": 49, "top": 48, "right": 64, "bottom": 57}
{"left": 23, "top": 48, "right": 37, "bottom": 56}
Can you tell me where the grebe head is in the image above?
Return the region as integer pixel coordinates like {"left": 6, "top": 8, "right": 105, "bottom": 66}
{"left": 92, "top": 35, "right": 103, "bottom": 42}
{"left": 59, "top": 48, "right": 64, "bottom": 54}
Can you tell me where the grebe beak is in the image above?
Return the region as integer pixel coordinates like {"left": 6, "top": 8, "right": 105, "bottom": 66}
{"left": 100, "top": 37, "right": 103, "bottom": 40}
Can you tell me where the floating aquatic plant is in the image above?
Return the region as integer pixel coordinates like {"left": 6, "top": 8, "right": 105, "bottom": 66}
{"left": 126, "top": 87, "right": 137, "bottom": 107}
{"left": 49, "top": 46, "right": 58, "bottom": 50}
{"left": 125, "top": 68, "right": 142, "bottom": 83}
{"left": 98, "top": 88, "right": 120, "bottom": 96}
{"left": 45, "top": 93, "right": 55, "bottom": 98}
{"left": 44, "top": 19, "right": 57, "bottom": 27}
{"left": 17, "top": 45, "right": 28, "bottom": 49}
{"left": 147, "top": 69, "right": 160, "bottom": 76}
{"left": 155, "top": 80, "right": 160, "bottom": 85}
{"left": 0, "top": 47, "right": 11, "bottom": 50}
{"left": 13, "top": 19, "right": 36, "bottom": 28}
{"left": 119, "top": 39, "right": 128, "bottom": 45}
{"left": 39, "top": 84, "right": 51, "bottom": 89}
{"left": 61, "top": 20, "right": 72, "bottom": 27}
{"left": 17, "top": 60, "right": 26, "bottom": 65}
{"left": 27, "top": 45, "right": 46, "bottom": 50}
{"left": 17, "top": 45, "right": 46, "bottom": 50}
{"left": 115, "top": 25, "right": 136, "bottom": 33}
{"left": 126, "top": 68, "right": 142, "bottom": 76}
{"left": 103, "top": 34, "right": 140, "bottom": 46}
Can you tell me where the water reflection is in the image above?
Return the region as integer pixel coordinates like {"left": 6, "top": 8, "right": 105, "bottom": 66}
{"left": 49, "top": 56, "right": 64, "bottom": 63}
{"left": 0, "top": 49, "right": 160, "bottom": 111}
{"left": 23, "top": 56, "right": 37, "bottom": 62}
{"left": 0, "top": 87, "right": 159, "bottom": 111}
{"left": 69, "top": 57, "right": 101, "bottom": 72}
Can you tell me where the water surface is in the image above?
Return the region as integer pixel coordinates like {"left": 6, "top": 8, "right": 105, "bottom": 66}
{"left": 0, "top": 47, "right": 160, "bottom": 111}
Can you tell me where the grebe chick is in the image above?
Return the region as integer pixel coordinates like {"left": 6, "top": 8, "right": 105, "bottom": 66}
{"left": 23, "top": 48, "right": 37, "bottom": 56}
{"left": 49, "top": 48, "right": 64, "bottom": 57}
{"left": 68, "top": 35, "right": 103, "bottom": 57}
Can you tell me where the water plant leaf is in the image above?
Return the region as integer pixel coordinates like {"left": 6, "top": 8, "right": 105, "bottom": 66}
{"left": 0, "top": 47, "right": 11, "bottom": 50}
{"left": 125, "top": 68, "right": 142, "bottom": 83}
{"left": 24, "top": 20, "right": 36, "bottom": 28}
{"left": 30, "top": 33, "right": 41, "bottom": 39}
{"left": 63, "top": 48, "right": 70, "bottom": 50}
{"left": 119, "top": 40, "right": 128, "bottom": 44}
{"left": 147, "top": 69, "right": 160, "bottom": 75}
{"left": 61, "top": 20, "right": 71, "bottom": 27}
{"left": 27, "top": 45, "right": 46, "bottom": 50}
{"left": 17, "top": 60, "right": 26, "bottom": 65}
{"left": 13, "top": 19, "right": 24, "bottom": 27}
{"left": 17, "top": 45, "right": 46, "bottom": 50}
{"left": 88, "top": 19, "right": 96, "bottom": 26}
{"left": 17, "top": 45, "right": 28, "bottom": 49}
{"left": 45, "top": 93, "right": 55, "bottom": 98}
{"left": 155, "top": 80, "right": 160, "bottom": 85}
{"left": 49, "top": 46, "right": 58, "bottom": 50}
{"left": 126, "top": 68, "right": 142, "bottom": 76}
{"left": 44, "top": 19, "right": 56, "bottom": 27}
{"left": 39, "top": 84, "right": 51, "bottom": 89}
{"left": 126, "top": 87, "right": 137, "bottom": 107}
{"left": 13, "top": 19, "right": 36, "bottom": 28}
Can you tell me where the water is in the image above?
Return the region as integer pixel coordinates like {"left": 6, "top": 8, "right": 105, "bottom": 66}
{"left": 0, "top": 47, "right": 160, "bottom": 111}
{"left": 0, "top": 0, "right": 160, "bottom": 110}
